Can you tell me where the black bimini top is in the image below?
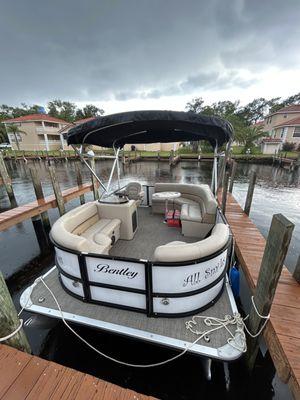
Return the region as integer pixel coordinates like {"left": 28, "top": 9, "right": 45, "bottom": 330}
{"left": 66, "top": 110, "right": 233, "bottom": 148}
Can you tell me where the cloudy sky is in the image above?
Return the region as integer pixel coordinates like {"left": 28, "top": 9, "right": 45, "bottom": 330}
{"left": 1, "top": 0, "right": 300, "bottom": 113}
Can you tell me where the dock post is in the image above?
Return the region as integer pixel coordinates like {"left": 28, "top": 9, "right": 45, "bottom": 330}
{"left": 221, "top": 172, "right": 230, "bottom": 215}
{"left": 89, "top": 156, "right": 99, "bottom": 200}
{"left": 293, "top": 255, "right": 300, "bottom": 284}
{"left": 244, "top": 171, "right": 256, "bottom": 216}
{"left": 31, "top": 215, "right": 50, "bottom": 254}
{"left": 229, "top": 161, "right": 237, "bottom": 193}
{"left": 0, "top": 152, "right": 18, "bottom": 208}
{"left": 0, "top": 272, "right": 31, "bottom": 353}
{"left": 246, "top": 214, "right": 294, "bottom": 371}
{"left": 75, "top": 162, "right": 85, "bottom": 205}
{"left": 48, "top": 165, "right": 66, "bottom": 216}
{"left": 29, "top": 167, "right": 51, "bottom": 235}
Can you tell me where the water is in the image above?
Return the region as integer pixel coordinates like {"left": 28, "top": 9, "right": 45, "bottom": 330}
{"left": 1, "top": 159, "right": 299, "bottom": 399}
{"left": 1, "top": 159, "right": 299, "bottom": 278}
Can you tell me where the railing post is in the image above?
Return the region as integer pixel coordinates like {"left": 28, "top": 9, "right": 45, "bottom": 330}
{"left": 229, "top": 161, "right": 237, "bottom": 193}
{"left": 89, "top": 156, "right": 99, "bottom": 200}
{"left": 48, "top": 165, "right": 66, "bottom": 216}
{"left": 221, "top": 172, "right": 230, "bottom": 215}
{"left": 246, "top": 214, "right": 294, "bottom": 371}
{"left": 244, "top": 171, "right": 256, "bottom": 216}
{"left": 293, "top": 255, "right": 300, "bottom": 284}
{"left": 75, "top": 162, "right": 85, "bottom": 205}
{"left": 0, "top": 152, "right": 18, "bottom": 208}
{"left": 0, "top": 272, "right": 31, "bottom": 353}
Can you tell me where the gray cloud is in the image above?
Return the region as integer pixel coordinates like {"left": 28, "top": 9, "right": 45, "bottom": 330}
{"left": 0, "top": 0, "right": 299, "bottom": 105}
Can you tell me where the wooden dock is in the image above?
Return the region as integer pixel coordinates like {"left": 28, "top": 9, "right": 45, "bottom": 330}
{"left": 0, "top": 344, "right": 155, "bottom": 400}
{"left": 0, "top": 183, "right": 94, "bottom": 232}
{"left": 218, "top": 192, "right": 300, "bottom": 399}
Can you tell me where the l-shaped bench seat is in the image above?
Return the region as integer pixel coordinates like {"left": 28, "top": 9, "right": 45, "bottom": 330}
{"left": 152, "top": 183, "right": 218, "bottom": 238}
{"left": 51, "top": 202, "right": 121, "bottom": 255}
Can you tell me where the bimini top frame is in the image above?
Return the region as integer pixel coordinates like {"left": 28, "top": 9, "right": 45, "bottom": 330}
{"left": 67, "top": 110, "right": 234, "bottom": 197}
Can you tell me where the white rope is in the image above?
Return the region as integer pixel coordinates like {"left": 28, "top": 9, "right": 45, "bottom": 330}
{"left": 0, "top": 319, "right": 24, "bottom": 342}
{"left": 1, "top": 277, "right": 270, "bottom": 368}
{"left": 0, "top": 281, "right": 35, "bottom": 343}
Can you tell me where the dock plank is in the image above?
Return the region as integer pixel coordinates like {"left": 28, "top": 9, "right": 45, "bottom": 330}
{"left": 2, "top": 355, "right": 48, "bottom": 400}
{"left": 0, "top": 183, "right": 94, "bottom": 231}
{"left": 0, "top": 345, "right": 156, "bottom": 400}
{"left": 218, "top": 192, "right": 300, "bottom": 398}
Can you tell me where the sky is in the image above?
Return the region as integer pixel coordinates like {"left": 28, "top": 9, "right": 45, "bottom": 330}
{"left": 0, "top": 0, "right": 300, "bottom": 114}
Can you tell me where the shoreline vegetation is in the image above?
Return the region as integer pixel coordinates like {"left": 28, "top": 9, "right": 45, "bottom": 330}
{"left": 1, "top": 146, "right": 299, "bottom": 164}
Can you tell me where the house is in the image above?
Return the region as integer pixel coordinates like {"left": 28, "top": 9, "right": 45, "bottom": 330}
{"left": 260, "top": 138, "right": 282, "bottom": 155}
{"left": 271, "top": 116, "right": 300, "bottom": 146}
{"left": 2, "top": 114, "right": 68, "bottom": 151}
{"left": 263, "top": 105, "right": 300, "bottom": 143}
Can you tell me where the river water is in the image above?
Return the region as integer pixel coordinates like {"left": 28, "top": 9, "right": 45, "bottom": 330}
{"left": 1, "top": 159, "right": 299, "bottom": 278}
{"left": 0, "top": 159, "right": 299, "bottom": 399}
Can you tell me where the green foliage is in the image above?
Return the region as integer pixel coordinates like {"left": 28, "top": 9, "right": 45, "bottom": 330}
{"left": 282, "top": 142, "right": 296, "bottom": 152}
{"left": 75, "top": 104, "right": 104, "bottom": 120}
{"left": 0, "top": 101, "right": 105, "bottom": 123}
{"left": 47, "top": 99, "right": 77, "bottom": 122}
{"left": 6, "top": 124, "right": 27, "bottom": 150}
{"left": 0, "top": 123, "right": 8, "bottom": 143}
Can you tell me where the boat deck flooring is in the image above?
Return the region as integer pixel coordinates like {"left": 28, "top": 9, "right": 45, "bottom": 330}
{"left": 0, "top": 344, "right": 156, "bottom": 400}
{"left": 110, "top": 207, "right": 196, "bottom": 260}
{"left": 22, "top": 268, "right": 243, "bottom": 361}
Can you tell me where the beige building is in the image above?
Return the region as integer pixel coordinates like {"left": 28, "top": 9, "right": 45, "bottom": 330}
{"left": 124, "top": 142, "right": 180, "bottom": 152}
{"left": 260, "top": 138, "right": 282, "bottom": 154}
{"left": 3, "top": 114, "right": 68, "bottom": 151}
{"left": 271, "top": 116, "right": 300, "bottom": 146}
{"left": 263, "top": 105, "right": 300, "bottom": 143}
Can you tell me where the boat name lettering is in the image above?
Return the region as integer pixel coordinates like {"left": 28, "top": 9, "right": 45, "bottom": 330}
{"left": 182, "top": 256, "right": 226, "bottom": 287}
{"left": 94, "top": 264, "right": 138, "bottom": 279}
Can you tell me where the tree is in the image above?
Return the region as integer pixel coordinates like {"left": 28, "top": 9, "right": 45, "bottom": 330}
{"left": 5, "top": 124, "right": 27, "bottom": 151}
{"left": 186, "top": 97, "right": 204, "bottom": 113}
{"left": 0, "top": 123, "right": 8, "bottom": 143}
{"left": 235, "top": 125, "right": 265, "bottom": 153}
{"left": 238, "top": 98, "right": 270, "bottom": 124}
{"left": 47, "top": 100, "right": 77, "bottom": 122}
{"left": 75, "top": 104, "right": 104, "bottom": 120}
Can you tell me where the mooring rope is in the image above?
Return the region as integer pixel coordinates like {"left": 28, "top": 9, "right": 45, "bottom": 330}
{"left": 0, "top": 277, "right": 270, "bottom": 367}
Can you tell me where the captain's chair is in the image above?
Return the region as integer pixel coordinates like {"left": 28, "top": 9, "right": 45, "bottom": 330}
{"left": 122, "top": 182, "right": 144, "bottom": 205}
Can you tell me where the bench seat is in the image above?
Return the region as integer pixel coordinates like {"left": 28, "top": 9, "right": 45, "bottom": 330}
{"left": 51, "top": 202, "right": 121, "bottom": 255}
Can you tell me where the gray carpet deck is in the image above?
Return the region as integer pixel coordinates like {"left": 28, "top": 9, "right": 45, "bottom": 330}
{"left": 110, "top": 207, "right": 196, "bottom": 260}
{"left": 29, "top": 268, "right": 238, "bottom": 352}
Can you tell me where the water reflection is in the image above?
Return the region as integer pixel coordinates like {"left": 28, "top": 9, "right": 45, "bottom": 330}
{"left": 0, "top": 159, "right": 299, "bottom": 277}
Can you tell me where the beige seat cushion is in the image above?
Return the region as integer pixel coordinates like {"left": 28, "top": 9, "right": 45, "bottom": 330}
{"left": 181, "top": 204, "right": 202, "bottom": 222}
{"left": 173, "top": 197, "right": 198, "bottom": 207}
{"left": 154, "top": 223, "right": 229, "bottom": 262}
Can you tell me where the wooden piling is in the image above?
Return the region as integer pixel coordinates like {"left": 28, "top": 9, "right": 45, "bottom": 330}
{"left": 89, "top": 156, "right": 99, "bottom": 200}
{"left": 246, "top": 214, "right": 294, "bottom": 371}
{"left": 31, "top": 215, "right": 50, "bottom": 254}
{"left": 48, "top": 165, "right": 66, "bottom": 216}
{"left": 293, "top": 255, "right": 300, "bottom": 284}
{"left": 75, "top": 162, "right": 85, "bottom": 205}
{"left": 229, "top": 161, "right": 237, "bottom": 193}
{"left": 29, "top": 167, "right": 51, "bottom": 235}
{"left": 0, "top": 152, "right": 18, "bottom": 208}
{"left": 221, "top": 172, "right": 230, "bottom": 215}
{"left": 0, "top": 272, "right": 31, "bottom": 353}
{"left": 244, "top": 171, "right": 256, "bottom": 216}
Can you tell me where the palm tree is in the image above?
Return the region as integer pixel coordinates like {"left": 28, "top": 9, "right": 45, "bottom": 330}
{"left": 0, "top": 123, "right": 8, "bottom": 143}
{"left": 5, "top": 124, "right": 27, "bottom": 151}
{"left": 235, "top": 125, "right": 265, "bottom": 153}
